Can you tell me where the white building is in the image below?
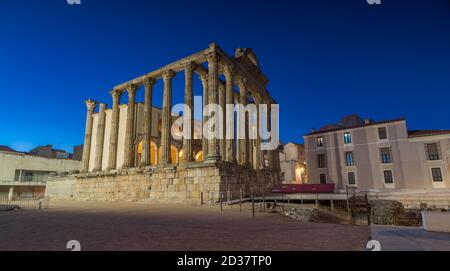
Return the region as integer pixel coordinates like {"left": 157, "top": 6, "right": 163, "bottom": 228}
{"left": 0, "top": 146, "right": 81, "bottom": 199}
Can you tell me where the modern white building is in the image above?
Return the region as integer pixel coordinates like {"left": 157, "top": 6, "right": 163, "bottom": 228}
{"left": 0, "top": 146, "right": 81, "bottom": 199}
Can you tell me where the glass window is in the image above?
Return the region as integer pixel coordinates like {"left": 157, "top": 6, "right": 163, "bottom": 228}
{"left": 378, "top": 127, "right": 387, "bottom": 140}
{"left": 317, "top": 154, "right": 326, "bottom": 168}
{"left": 431, "top": 168, "right": 443, "bottom": 182}
{"left": 319, "top": 174, "right": 326, "bottom": 184}
{"left": 380, "top": 147, "right": 392, "bottom": 164}
{"left": 343, "top": 132, "right": 352, "bottom": 144}
{"left": 316, "top": 136, "right": 324, "bottom": 147}
{"left": 345, "top": 152, "right": 354, "bottom": 166}
{"left": 384, "top": 170, "right": 394, "bottom": 184}
{"left": 425, "top": 143, "right": 441, "bottom": 161}
{"left": 348, "top": 172, "right": 356, "bottom": 185}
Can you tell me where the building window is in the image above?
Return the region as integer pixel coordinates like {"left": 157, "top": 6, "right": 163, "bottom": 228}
{"left": 384, "top": 170, "right": 394, "bottom": 184}
{"left": 348, "top": 172, "right": 356, "bottom": 185}
{"left": 425, "top": 143, "right": 441, "bottom": 161}
{"left": 345, "top": 151, "right": 354, "bottom": 166}
{"left": 319, "top": 174, "right": 326, "bottom": 184}
{"left": 343, "top": 132, "right": 352, "bottom": 145}
{"left": 380, "top": 147, "right": 392, "bottom": 164}
{"left": 378, "top": 127, "right": 387, "bottom": 140}
{"left": 316, "top": 136, "right": 324, "bottom": 147}
{"left": 317, "top": 154, "right": 326, "bottom": 168}
{"left": 431, "top": 168, "right": 443, "bottom": 182}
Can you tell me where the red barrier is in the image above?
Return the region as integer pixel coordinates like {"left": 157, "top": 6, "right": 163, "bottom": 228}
{"left": 271, "top": 184, "right": 335, "bottom": 194}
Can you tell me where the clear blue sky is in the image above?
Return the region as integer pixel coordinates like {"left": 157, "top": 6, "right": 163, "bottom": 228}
{"left": 1, "top": 0, "right": 449, "bottom": 152}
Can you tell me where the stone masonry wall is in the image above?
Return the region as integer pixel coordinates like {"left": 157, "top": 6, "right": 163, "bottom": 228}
{"left": 45, "top": 162, "right": 280, "bottom": 204}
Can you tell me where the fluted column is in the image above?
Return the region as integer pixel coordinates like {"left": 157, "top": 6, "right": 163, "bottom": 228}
{"left": 200, "top": 74, "right": 208, "bottom": 160}
{"left": 161, "top": 70, "right": 175, "bottom": 165}
{"left": 183, "top": 62, "right": 195, "bottom": 163}
{"left": 218, "top": 83, "right": 226, "bottom": 160}
{"left": 237, "top": 76, "right": 249, "bottom": 166}
{"left": 254, "top": 97, "right": 262, "bottom": 170}
{"left": 267, "top": 102, "right": 274, "bottom": 169}
{"left": 141, "top": 77, "right": 155, "bottom": 166}
{"left": 93, "top": 103, "right": 107, "bottom": 171}
{"left": 224, "top": 65, "right": 236, "bottom": 162}
{"left": 107, "top": 90, "right": 121, "bottom": 170}
{"left": 206, "top": 51, "right": 221, "bottom": 161}
{"left": 122, "top": 84, "right": 138, "bottom": 169}
{"left": 234, "top": 93, "right": 240, "bottom": 164}
{"left": 81, "top": 99, "right": 97, "bottom": 172}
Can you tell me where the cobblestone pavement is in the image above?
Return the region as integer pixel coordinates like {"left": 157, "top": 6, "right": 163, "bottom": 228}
{"left": 371, "top": 225, "right": 450, "bottom": 251}
{"left": 0, "top": 201, "right": 369, "bottom": 251}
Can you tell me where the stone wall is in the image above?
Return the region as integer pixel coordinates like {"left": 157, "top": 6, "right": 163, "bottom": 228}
{"left": 45, "top": 176, "right": 78, "bottom": 200}
{"left": 149, "top": 161, "right": 276, "bottom": 204}
{"left": 45, "top": 161, "right": 280, "bottom": 204}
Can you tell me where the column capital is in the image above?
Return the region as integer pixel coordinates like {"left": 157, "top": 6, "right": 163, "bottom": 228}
{"left": 206, "top": 51, "right": 221, "bottom": 63}
{"left": 110, "top": 89, "right": 122, "bottom": 98}
{"left": 236, "top": 75, "right": 248, "bottom": 89}
{"left": 223, "top": 64, "right": 235, "bottom": 78}
{"left": 162, "top": 69, "right": 176, "bottom": 80}
{"left": 182, "top": 61, "right": 196, "bottom": 73}
{"left": 199, "top": 73, "right": 208, "bottom": 86}
{"left": 143, "top": 77, "right": 156, "bottom": 87}
{"left": 85, "top": 99, "right": 97, "bottom": 110}
{"left": 218, "top": 83, "right": 225, "bottom": 93}
{"left": 126, "top": 84, "right": 138, "bottom": 94}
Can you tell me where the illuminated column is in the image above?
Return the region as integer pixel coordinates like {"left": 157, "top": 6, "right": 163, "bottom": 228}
{"left": 237, "top": 76, "right": 249, "bottom": 166}
{"left": 183, "top": 62, "right": 195, "bottom": 162}
{"left": 206, "top": 51, "right": 221, "bottom": 161}
{"left": 218, "top": 83, "right": 226, "bottom": 160}
{"left": 107, "top": 90, "right": 121, "bottom": 170}
{"left": 200, "top": 74, "right": 208, "bottom": 160}
{"left": 122, "top": 84, "right": 138, "bottom": 169}
{"left": 93, "top": 103, "right": 106, "bottom": 171}
{"left": 254, "top": 97, "right": 262, "bottom": 170}
{"left": 141, "top": 77, "right": 155, "bottom": 166}
{"left": 224, "top": 65, "right": 236, "bottom": 162}
{"left": 161, "top": 70, "right": 175, "bottom": 165}
{"left": 267, "top": 101, "right": 274, "bottom": 169}
{"left": 81, "top": 99, "right": 97, "bottom": 172}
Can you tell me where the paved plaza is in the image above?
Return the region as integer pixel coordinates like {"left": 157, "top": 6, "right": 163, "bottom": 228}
{"left": 0, "top": 201, "right": 369, "bottom": 251}
{"left": 371, "top": 225, "right": 450, "bottom": 251}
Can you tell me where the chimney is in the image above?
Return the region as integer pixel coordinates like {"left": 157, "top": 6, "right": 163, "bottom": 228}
{"left": 310, "top": 128, "right": 317, "bottom": 133}
{"left": 364, "top": 119, "right": 370, "bottom": 125}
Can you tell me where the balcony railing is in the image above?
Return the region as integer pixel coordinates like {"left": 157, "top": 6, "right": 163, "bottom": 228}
{"left": 0, "top": 180, "right": 47, "bottom": 186}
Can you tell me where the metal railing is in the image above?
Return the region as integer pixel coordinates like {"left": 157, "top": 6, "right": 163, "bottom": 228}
{"left": 0, "top": 180, "right": 47, "bottom": 186}
{"left": 0, "top": 196, "right": 49, "bottom": 210}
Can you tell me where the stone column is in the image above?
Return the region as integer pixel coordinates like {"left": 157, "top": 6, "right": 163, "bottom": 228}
{"left": 234, "top": 93, "right": 240, "bottom": 164}
{"left": 93, "top": 103, "right": 107, "bottom": 171}
{"left": 107, "top": 90, "right": 121, "bottom": 170}
{"left": 81, "top": 99, "right": 97, "bottom": 172}
{"left": 200, "top": 74, "right": 208, "bottom": 160}
{"left": 141, "top": 77, "right": 155, "bottom": 166}
{"left": 267, "top": 102, "right": 274, "bottom": 169}
{"left": 183, "top": 62, "right": 195, "bottom": 163}
{"left": 218, "top": 83, "right": 226, "bottom": 160}
{"left": 122, "top": 84, "right": 138, "bottom": 169}
{"left": 206, "top": 51, "right": 221, "bottom": 161}
{"left": 161, "top": 70, "right": 175, "bottom": 165}
{"left": 237, "top": 77, "right": 249, "bottom": 166}
{"left": 254, "top": 97, "right": 261, "bottom": 170}
{"left": 224, "top": 65, "right": 236, "bottom": 162}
